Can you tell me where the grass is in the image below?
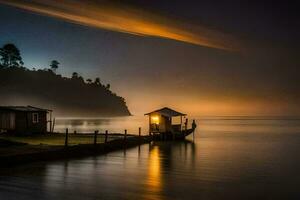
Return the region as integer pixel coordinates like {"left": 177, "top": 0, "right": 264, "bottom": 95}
{"left": 0, "top": 135, "right": 151, "bottom": 166}
{"left": 0, "top": 133, "right": 125, "bottom": 146}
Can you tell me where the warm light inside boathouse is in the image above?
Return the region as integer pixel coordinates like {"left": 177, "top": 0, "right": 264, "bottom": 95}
{"left": 151, "top": 116, "right": 160, "bottom": 125}
{"left": 145, "top": 107, "right": 187, "bottom": 134}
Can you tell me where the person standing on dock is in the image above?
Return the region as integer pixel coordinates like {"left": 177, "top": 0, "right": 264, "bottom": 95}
{"left": 192, "top": 120, "right": 197, "bottom": 130}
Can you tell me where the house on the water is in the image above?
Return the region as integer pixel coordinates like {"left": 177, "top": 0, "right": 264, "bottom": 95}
{"left": 0, "top": 106, "right": 52, "bottom": 133}
{"left": 145, "top": 107, "right": 195, "bottom": 140}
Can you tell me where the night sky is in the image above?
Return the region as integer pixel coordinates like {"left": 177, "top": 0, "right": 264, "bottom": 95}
{"left": 0, "top": 0, "right": 299, "bottom": 115}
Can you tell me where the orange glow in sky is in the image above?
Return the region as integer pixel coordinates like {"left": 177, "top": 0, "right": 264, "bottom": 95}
{"left": 0, "top": 0, "right": 239, "bottom": 51}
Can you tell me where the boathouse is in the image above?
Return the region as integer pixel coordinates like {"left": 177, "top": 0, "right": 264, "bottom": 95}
{"left": 145, "top": 107, "right": 186, "bottom": 134}
{"left": 0, "top": 106, "right": 52, "bottom": 133}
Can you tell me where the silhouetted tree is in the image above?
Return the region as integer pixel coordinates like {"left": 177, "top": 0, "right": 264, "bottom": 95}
{"left": 0, "top": 43, "right": 24, "bottom": 67}
{"left": 94, "top": 77, "right": 101, "bottom": 85}
{"left": 86, "top": 79, "right": 92, "bottom": 84}
{"left": 78, "top": 76, "right": 84, "bottom": 83}
{"left": 106, "top": 84, "right": 110, "bottom": 90}
{"left": 50, "top": 60, "right": 60, "bottom": 73}
{"left": 72, "top": 72, "right": 79, "bottom": 79}
{"left": 119, "top": 97, "right": 125, "bottom": 102}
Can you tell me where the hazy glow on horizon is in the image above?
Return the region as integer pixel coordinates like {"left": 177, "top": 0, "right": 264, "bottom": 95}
{"left": 0, "top": 0, "right": 239, "bottom": 51}
{"left": 128, "top": 96, "right": 299, "bottom": 116}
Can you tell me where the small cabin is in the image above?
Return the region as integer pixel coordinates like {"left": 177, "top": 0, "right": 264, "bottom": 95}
{"left": 0, "top": 106, "right": 52, "bottom": 133}
{"left": 145, "top": 107, "right": 187, "bottom": 134}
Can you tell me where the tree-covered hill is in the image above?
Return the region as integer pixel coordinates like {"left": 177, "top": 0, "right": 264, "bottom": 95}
{"left": 0, "top": 66, "right": 131, "bottom": 117}
{"left": 0, "top": 44, "right": 131, "bottom": 117}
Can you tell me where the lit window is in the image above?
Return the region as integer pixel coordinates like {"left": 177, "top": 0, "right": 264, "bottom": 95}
{"left": 32, "top": 113, "right": 39, "bottom": 123}
{"left": 151, "top": 116, "right": 159, "bottom": 125}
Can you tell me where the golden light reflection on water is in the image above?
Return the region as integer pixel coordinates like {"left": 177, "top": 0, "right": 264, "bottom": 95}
{"left": 144, "top": 145, "right": 163, "bottom": 200}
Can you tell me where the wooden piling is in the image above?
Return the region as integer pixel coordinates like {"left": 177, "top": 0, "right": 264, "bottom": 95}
{"left": 65, "top": 128, "right": 69, "bottom": 147}
{"left": 138, "top": 127, "right": 142, "bottom": 142}
{"left": 105, "top": 130, "right": 108, "bottom": 143}
{"left": 124, "top": 129, "right": 127, "bottom": 142}
{"left": 49, "top": 111, "right": 52, "bottom": 133}
{"left": 94, "top": 130, "right": 98, "bottom": 145}
{"left": 51, "top": 118, "right": 56, "bottom": 133}
{"left": 185, "top": 118, "right": 188, "bottom": 132}
{"left": 193, "top": 129, "right": 195, "bottom": 141}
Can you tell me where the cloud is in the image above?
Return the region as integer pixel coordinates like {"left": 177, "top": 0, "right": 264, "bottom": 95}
{"left": 0, "top": 0, "right": 240, "bottom": 51}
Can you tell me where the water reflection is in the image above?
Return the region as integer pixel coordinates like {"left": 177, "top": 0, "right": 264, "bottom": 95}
{"left": 144, "top": 145, "right": 162, "bottom": 200}
{"left": 1, "top": 118, "right": 300, "bottom": 199}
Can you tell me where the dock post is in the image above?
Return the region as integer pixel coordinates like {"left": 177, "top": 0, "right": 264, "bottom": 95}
{"left": 49, "top": 111, "right": 52, "bottom": 133}
{"left": 52, "top": 118, "right": 56, "bottom": 133}
{"left": 105, "top": 130, "right": 108, "bottom": 143}
{"left": 185, "top": 118, "right": 188, "bottom": 132}
{"left": 185, "top": 119, "right": 188, "bottom": 139}
{"left": 193, "top": 130, "right": 195, "bottom": 141}
{"left": 124, "top": 129, "right": 127, "bottom": 142}
{"left": 65, "top": 128, "right": 69, "bottom": 147}
{"left": 139, "top": 127, "right": 141, "bottom": 137}
{"left": 138, "top": 127, "right": 142, "bottom": 143}
{"left": 94, "top": 130, "right": 98, "bottom": 145}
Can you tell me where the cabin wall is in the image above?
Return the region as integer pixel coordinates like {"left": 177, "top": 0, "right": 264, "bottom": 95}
{"left": 15, "top": 111, "right": 47, "bottom": 133}
{"left": 159, "top": 116, "right": 166, "bottom": 132}
{"left": 161, "top": 116, "right": 172, "bottom": 132}
{"left": 0, "top": 111, "right": 16, "bottom": 130}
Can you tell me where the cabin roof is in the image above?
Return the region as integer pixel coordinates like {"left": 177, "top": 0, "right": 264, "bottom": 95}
{"left": 144, "top": 107, "right": 186, "bottom": 117}
{"left": 0, "top": 106, "right": 52, "bottom": 112}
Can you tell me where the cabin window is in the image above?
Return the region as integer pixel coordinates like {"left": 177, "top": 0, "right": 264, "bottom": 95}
{"left": 151, "top": 115, "right": 160, "bottom": 125}
{"left": 32, "top": 113, "right": 39, "bottom": 123}
{"left": 171, "top": 116, "right": 182, "bottom": 125}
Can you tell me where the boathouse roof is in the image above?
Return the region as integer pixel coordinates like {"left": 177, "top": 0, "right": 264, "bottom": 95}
{"left": 144, "top": 107, "right": 186, "bottom": 117}
{"left": 0, "top": 106, "right": 52, "bottom": 112}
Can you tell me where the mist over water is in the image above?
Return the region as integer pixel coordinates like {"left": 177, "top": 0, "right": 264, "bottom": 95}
{"left": 54, "top": 116, "right": 148, "bottom": 134}
{"left": 1, "top": 116, "right": 300, "bottom": 199}
{"left": 54, "top": 116, "right": 300, "bottom": 134}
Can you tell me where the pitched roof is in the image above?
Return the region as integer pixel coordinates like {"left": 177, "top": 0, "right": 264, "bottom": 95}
{"left": 0, "top": 106, "right": 51, "bottom": 112}
{"left": 145, "top": 107, "right": 186, "bottom": 117}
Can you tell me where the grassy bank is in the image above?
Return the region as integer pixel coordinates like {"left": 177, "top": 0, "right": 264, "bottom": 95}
{"left": 0, "top": 133, "right": 125, "bottom": 146}
{"left": 0, "top": 134, "right": 151, "bottom": 167}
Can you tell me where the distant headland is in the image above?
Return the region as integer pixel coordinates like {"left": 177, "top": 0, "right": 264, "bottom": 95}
{"left": 0, "top": 43, "right": 131, "bottom": 117}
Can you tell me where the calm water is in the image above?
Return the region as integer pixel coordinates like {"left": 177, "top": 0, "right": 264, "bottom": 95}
{"left": 1, "top": 117, "right": 300, "bottom": 200}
